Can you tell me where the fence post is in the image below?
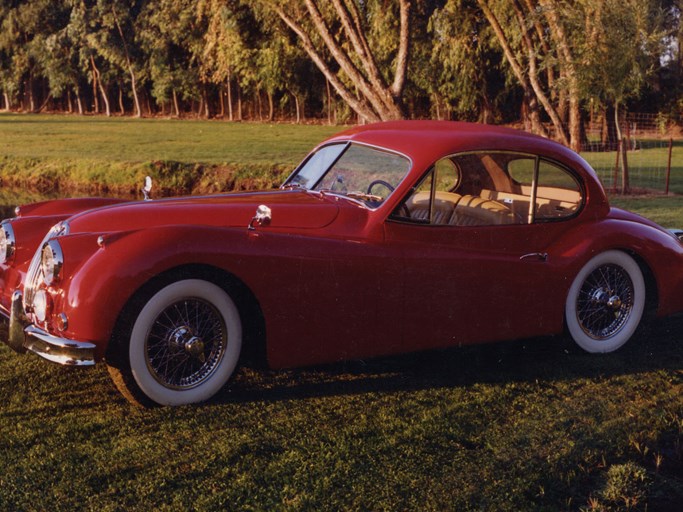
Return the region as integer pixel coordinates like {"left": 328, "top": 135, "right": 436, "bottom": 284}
{"left": 664, "top": 137, "right": 674, "bottom": 195}
{"left": 620, "top": 138, "right": 630, "bottom": 194}
{"left": 613, "top": 142, "right": 620, "bottom": 193}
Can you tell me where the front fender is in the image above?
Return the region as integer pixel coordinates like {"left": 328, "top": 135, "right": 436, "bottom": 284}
{"left": 56, "top": 225, "right": 264, "bottom": 360}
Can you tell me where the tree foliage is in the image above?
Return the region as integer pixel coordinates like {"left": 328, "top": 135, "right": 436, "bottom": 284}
{"left": 0, "top": 0, "right": 680, "bottom": 139}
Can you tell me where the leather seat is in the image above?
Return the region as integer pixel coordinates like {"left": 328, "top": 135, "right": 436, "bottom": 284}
{"left": 450, "top": 195, "right": 515, "bottom": 226}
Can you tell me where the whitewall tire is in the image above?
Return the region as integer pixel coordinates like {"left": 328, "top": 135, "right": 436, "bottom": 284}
{"left": 122, "top": 279, "right": 242, "bottom": 406}
{"left": 565, "top": 251, "right": 646, "bottom": 353}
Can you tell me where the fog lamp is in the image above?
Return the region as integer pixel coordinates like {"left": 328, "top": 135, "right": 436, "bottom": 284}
{"left": 33, "top": 289, "right": 50, "bottom": 323}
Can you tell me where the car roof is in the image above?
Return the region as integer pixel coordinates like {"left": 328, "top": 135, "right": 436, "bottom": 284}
{"left": 326, "top": 120, "right": 580, "bottom": 167}
{"left": 322, "top": 120, "right": 609, "bottom": 217}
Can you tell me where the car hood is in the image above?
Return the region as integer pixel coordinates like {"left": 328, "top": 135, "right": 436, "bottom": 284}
{"left": 66, "top": 190, "right": 340, "bottom": 234}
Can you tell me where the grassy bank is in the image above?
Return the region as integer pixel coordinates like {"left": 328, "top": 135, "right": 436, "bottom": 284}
{"left": 0, "top": 114, "right": 342, "bottom": 195}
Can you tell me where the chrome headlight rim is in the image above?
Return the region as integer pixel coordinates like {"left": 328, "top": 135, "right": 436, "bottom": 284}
{"left": 0, "top": 221, "right": 16, "bottom": 265}
{"left": 41, "top": 240, "right": 64, "bottom": 286}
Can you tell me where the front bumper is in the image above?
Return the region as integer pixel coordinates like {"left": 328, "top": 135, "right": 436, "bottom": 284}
{"left": 0, "top": 291, "right": 96, "bottom": 366}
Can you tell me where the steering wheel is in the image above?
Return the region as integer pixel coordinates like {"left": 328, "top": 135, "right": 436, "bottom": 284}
{"left": 367, "top": 179, "right": 394, "bottom": 195}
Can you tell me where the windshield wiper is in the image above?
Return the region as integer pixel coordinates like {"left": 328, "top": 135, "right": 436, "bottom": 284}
{"left": 281, "top": 182, "right": 304, "bottom": 190}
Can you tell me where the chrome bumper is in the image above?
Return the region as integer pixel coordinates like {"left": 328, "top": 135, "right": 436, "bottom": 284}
{"left": 0, "top": 291, "right": 96, "bottom": 367}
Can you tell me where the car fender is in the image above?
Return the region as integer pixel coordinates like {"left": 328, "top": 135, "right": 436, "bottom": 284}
{"left": 545, "top": 217, "right": 683, "bottom": 317}
{"left": 56, "top": 225, "right": 284, "bottom": 360}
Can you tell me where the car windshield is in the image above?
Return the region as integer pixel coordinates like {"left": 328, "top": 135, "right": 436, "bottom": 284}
{"left": 285, "top": 142, "right": 411, "bottom": 207}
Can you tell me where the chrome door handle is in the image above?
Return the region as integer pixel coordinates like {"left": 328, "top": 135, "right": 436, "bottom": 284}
{"left": 520, "top": 252, "right": 548, "bottom": 262}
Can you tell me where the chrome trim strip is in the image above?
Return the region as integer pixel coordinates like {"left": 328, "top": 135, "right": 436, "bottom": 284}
{"left": 23, "top": 325, "right": 96, "bottom": 367}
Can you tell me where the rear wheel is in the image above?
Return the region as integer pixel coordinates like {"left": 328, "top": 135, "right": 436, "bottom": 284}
{"left": 107, "top": 279, "right": 242, "bottom": 406}
{"left": 565, "top": 251, "right": 645, "bottom": 353}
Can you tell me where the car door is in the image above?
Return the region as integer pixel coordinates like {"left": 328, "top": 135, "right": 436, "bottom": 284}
{"left": 383, "top": 152, "right": 585, "bottom": 351}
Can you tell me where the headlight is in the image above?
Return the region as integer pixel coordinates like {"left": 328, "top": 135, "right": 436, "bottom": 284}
{"left": 0, "top": 222, "right": 16, "bottom": 264}
{"left": 41, "top": 240, "right": 64, "bottom": 286}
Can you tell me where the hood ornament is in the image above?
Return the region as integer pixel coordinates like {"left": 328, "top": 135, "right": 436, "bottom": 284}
{"left": 248, "top": 205, "right": 272, "bottom": 231}
{"left": 142, "top": 176, "right": 153, "bottom": 201}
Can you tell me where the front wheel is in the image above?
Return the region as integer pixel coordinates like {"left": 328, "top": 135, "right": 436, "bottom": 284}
{"left": 565, "top": 251, "right": 646, "bottom": 353}
{"left": 108, "top": 279, "right": 242, "bottom": 406}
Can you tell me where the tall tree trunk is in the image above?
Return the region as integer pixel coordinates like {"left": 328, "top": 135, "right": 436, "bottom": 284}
{"left": 270, "top": 0, "right": 410, "bottom": 122}
{"left": 219, "top": 86, "right": 225, "bottom": 118}
{"left": 144, "top": 90, "right": 153, "bottom": 116}
{"left": 538, "top": 0, "right": 582, "bottom": 151}
{"left": 510, "top": 0, "right": 573, "bottom": 144}
{"left": 237, "top": 85, "right": 242, "bottom": 121}
{"left": 172, "top": 89, "right": 180, "bottom": 117}
{"left": 227, "top": 74, "right": 233, "bottom": 121}
{"left": 478, "top": 0, "right": 552, "bottom": 139}
{"left": 27, "top": 72, "right": 36, "bottom": 112}
{"left": 91, "top": 63, "right": 99, "bottom": 113}
{"left": 256, "top": 91, "right": 262, "bottom": 121}
{"left": 118, "top": 85, "right": 125, "bottom": 114}
{"left": 112, "top": 7, "right": 141, "bottom": 118}
{"left": 203, "top": 87, "right": 210, "bottom": 118}
{"left": 100, "top": 85, "right": 111, "bottom": 117}
{"left": 291, "top": 91, "right": 301, "bottom": 123}
{"left": 267, "top": 91, "right": 274, "bottom": 121}
{"left": 3, "top": 91, "right": 10, "bottom": 111}
{"left": 75, "top": 87, "right": 84, "bottom": 115}
{"left": 326, "top": 79, "right": 332, "bottom": 125}
{"left": 90, "top": 56, "right": 110, "bottom": 116}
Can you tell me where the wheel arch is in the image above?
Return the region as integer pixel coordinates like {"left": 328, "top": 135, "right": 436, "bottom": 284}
{"left": 623, "top": 249, "right": 659, "bottom": 316}
{"left": 106, "top": 263, "right": 266, "bottom": 368}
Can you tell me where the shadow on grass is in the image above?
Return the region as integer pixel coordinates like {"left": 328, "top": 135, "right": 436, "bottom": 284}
{"left": 217, "top": 315, "right": 683, "bottom": 405}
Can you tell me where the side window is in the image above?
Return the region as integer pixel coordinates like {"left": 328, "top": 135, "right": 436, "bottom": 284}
{"left": 434, "top": 158, "right": 460, "bottom": 192}
{"left": 392, "top": 154, "right": 522, "bottom": 226}
{"left": 535, "top": 160, "right": 582, "bottom": 220}
{"left": 392, "top": 152, "right": 582, "bottom": 227}
{"left": 392, "top": 160, "right": 460, "bottom": 225}
{"left": 507, "top": 157, "right": 583, "bottom": 222}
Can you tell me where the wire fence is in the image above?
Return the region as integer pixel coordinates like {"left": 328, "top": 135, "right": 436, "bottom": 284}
{"left": 580, "top": 113, "right": 679, "bottom": 195}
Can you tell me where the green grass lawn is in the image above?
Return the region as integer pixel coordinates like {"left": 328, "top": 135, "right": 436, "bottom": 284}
{"left": 1, "top": 323, "right": 681, "bottom": 511}
{"left": 0, "top": 113, "right": 342, "bottom": 196}
{"left": 0, "top": 113, "right": 340, "bottom": 164}
{"left": 0, "top": 114, "right": 681, "bottom": 510}
{"left": 584, "top": 140, "right": 683, "bottom": 194}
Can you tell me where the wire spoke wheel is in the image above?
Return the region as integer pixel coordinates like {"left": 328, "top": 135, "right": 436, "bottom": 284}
{"left": 576, "top": 264, "right": 634, "bottom": 340}
{"left": 566, "top": 251, "right": 645, "bottom": 353}
{"left": 109, "top": 279, "right": 242, "bottom": 406}
{"left": 145, "top": 298, "right": 227, "bottom": 390}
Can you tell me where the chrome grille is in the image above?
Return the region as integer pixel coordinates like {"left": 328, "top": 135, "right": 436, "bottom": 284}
{"left": 23, "top": 221, "right": 69, "bottom": 311}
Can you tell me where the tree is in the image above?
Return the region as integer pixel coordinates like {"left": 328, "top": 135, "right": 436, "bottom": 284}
{"left": 0, "top": 0, "right": 69, "bottom": 112}
{"left": 476, "top": 0, "right": 573, "bottom": 146}
{"left": 138, "top": 0, "right": 209, "bottom": 117}
{"left": 428, "top": 0, "right": 509, "bottom": 122}
{"left": 258, "top": 0, "right": 412, "bottom": 123}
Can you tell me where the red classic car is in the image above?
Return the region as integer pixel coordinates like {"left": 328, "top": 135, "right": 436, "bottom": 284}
{"left": 1, "top": 121, "right": 682, "bottom": 406}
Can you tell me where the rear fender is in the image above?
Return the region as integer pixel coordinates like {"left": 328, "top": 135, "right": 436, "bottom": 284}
{"left": 547, "top": 219, "right": 683, "bottom": 317}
